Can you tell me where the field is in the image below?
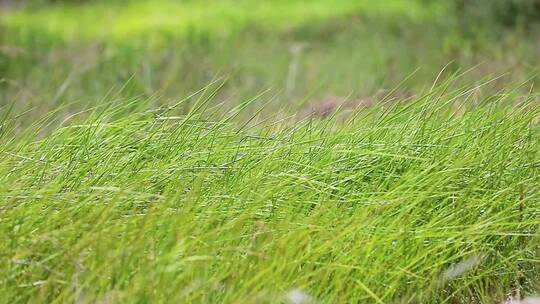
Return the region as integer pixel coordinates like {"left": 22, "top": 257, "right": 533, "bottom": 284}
{"left": 1, "top": 1, "right": 540, "bottom": 303}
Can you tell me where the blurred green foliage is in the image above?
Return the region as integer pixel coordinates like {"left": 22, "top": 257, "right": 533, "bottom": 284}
{"left": 452, "top": 0, "right": 540, "bottom": 28}
{"left": 1, "top": 0, "right": 539, "bottom": 120}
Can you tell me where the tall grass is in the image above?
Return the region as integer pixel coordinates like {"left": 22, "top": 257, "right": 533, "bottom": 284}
{"left": 1, "top": 79, "right": 539, "bottom": 303}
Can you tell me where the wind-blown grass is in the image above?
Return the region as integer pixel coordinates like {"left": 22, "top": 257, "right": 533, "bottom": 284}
{"left": 1, "top": 81, "right": 539, "bottom": 303}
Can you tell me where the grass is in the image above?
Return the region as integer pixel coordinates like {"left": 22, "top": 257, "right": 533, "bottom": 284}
{"left": 2, "top": 0, "right": 539, "bottom": 118}
{"left": 1, "top": 0, "right": 540, "bottom": 302}
{"left": 1, "top": 0, "right": 438, "bottom": 40}
{"left": 1, "top": 79, "right": 539, "bottom": 303}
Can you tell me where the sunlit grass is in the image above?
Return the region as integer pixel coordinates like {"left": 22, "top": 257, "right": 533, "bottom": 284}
{"left": 1, "top": 0, "right": 443, "bottom": 41}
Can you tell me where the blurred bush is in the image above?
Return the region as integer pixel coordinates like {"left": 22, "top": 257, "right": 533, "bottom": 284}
{"left": 452, "top": 0, "right": 540, "bottom": 28}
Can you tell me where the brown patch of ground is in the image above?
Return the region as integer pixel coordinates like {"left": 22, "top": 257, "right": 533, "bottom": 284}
{"left": 301, "top": 89, "right": 416, "bottom": 119}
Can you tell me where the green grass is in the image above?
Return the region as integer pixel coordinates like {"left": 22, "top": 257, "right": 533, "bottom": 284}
{"left": 1, "top": 1, "right": 540, "bottom": 302}
{"left": 1, "top": 0, "right": 438, "bottom": 40}
{"left": 2, "top": 0, "right": 539, "bottom": 119}
{"left": 1, "top": 80, "right": 539, "bottom": 303}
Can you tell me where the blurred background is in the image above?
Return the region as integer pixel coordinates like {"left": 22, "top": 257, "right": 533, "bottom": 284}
{"left": 1, "top": 0, "right": 540, "bottom": 117}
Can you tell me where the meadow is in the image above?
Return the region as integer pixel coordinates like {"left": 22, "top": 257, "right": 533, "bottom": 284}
{"left": 1, "top": 1, "right": 540, "bottom": 303}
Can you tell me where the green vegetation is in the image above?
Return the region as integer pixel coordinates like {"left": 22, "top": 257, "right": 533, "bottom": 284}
{"left": 3, "top": 0, "right": 432, "bottom": 39}
{"left": 1, "top": 0, "right": 539, "bottom": 303}
{"left": 2, "top": 0, "right": 539, "bottom": 116}
{"left": 452, "top": 0, "right": 540, "bottom": 28}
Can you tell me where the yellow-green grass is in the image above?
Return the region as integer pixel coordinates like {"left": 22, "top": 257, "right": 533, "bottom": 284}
{"left": 1, "top": 0, "right": 442, "bottom": 41}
